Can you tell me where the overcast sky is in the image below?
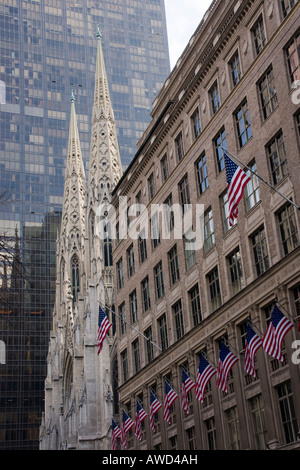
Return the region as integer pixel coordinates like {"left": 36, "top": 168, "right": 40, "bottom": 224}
{"left": 164, "top": 0, "right": 212, "bottom": 69}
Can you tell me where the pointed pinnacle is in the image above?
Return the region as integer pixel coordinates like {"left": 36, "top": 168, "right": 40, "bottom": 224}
{"left": 71, "top": 89, "right": 75, "bottom": 102}
{"left": 97, "top": 24, "right": 102, "bottom": 40}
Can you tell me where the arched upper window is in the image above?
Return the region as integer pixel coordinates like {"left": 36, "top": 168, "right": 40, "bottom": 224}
{"left": 71, "top": 255, "right": 80, "bottom": 305}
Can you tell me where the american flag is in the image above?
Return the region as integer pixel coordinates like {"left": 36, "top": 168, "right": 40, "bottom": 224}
{"left": 97, "top": 306, "right": 111, "bottom": 354}
{"left": 244, "top": 323, "right": 262, "bottom": 378}
{"left": 181, "top": 367, "right": 195, "bottom": 414}
{"left": 121, "top": 410, "right": 134, "bottom": 448}
{"left": 262, "top": 305, "right": 294, "bottom": 362}
{"left": 224, "top": 153, "right": 251, "bottom": 226}
{"left": 149, "top": 390, "right": 162, "bottom": 432}
{"left": 216, "top": 342, "right": 239, "bottom": 393}
{"left": 135, "top": 400, "right": 147, "bottom": 440}
{"left": 163, "top": 379, "right": 178, "bottom": 424}
{"left": 196, "top": 354, "right": 216, "bottom": 403}
{"left": 111, "top": 419, "right": 121, "bottom": 450}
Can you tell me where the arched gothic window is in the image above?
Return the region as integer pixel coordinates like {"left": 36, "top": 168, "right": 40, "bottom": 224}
{"left": 71, "top": 255, "right": 80, "bottom": 305}
{"left": 103, "top": 222, "right": 112, "bottom": 267}
{"left": 89, "top": 210, "right": 95, "bottom": 239}
{"left": 60, "top": 258, "right": 65, "bottom": 299}
{"left": 89, "top": 210, "right": 95, "bottom": 253}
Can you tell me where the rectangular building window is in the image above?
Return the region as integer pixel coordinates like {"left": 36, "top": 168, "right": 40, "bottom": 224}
{"left": 151, "top": 211, "right": 160, "bottom": 249}
{"left": 136, "top": 190, "right": 142, "bottom": 216}
{"left": 204, "top": 208, "right": 215, "bottom": 252}
{"left": 144, "top": 326, "right": 154, "bottom": 363}
{"left": 214, "top": 128, "right": 227, "bottom": 173}
{"left": 163, "top": 194, "right": 174, "bottom": 233}
{"left": 141, "top": 276, "right": 151, "bottom": 312}
{"left": 127, "top": 243, "right": 135, "bottom": 277}
{"left": 229, "top": 50, "right": 241, "bottom": 87}
{"left": 175, "top": 131, "right": 184, "bottom": 162}
{"left": 158, "top": 313, "right": 168, "bottom": 351}
{"left": 251, "top": 225, "right": 269, "bottom": 276}
{"left": 129, "top": 289, "right": 138, "bottom": 324}
{"left": 296, "top": 111, "right": 300, "bottom": 142}
{"left": 209, "top": 80, "right": 220, "bottom": 114}
{"left": 178, "top": 174, "right": 190, "bottom": 213}
{"left": 191, "top": 107, "right": 202, "bottom": 140}
{"left": 235, "top": 99, "right": 252, "bottom": 148}
{"left": 187, "top": 427, "right": 196, "bottom": 450}
{"left": 117, "top": 258, "right": 124, "bottom": 289}
{"left": 251, "top": 15, "right": 266, "bottom": 56}
{"left": 173, "top": 299, "right": 184, "bottom": 340}
{"left": 228, "top": 247, "right": 244, "bottom": 295}
{"left": 244, "top": 161, "right": 260, "bottom": 211}
{"left": 226, "top": 407, "right": 241, "bottom": 450}
{"left": 184, "top": 229, "right": 196, "bottom": 270}
{"left": 154, "top": 260, "right": 164, "bottom": 300}
{"left": 281, "top": 0, "right": 296, "bottom": 17}
{"left": 115, "top": 222, "right": 120, "bottom": 246}
{"left": 249, "top": 395, "right": 267, "bottom": 450}
{"left": 258, "top": 67, "right": 278, "bottom": 120}
{"left": 286, "top": 33, "right": 300, "bottom": 85}
{"left": 267, "top": 131, "right": 289, "bottom": 185}
{"left": 169, "top": 436, "right": 177, "bottom": 450}
{"left": 207, "top": 266, "right": 221, "bottom": 312}
{"left": 121, "top": 349, "right": 128, "bottom": 382}
{"left": 205, "top": 417, "right": 217, "bottom": 450}
{"left": 277, "top": 381, "right": 299, "bottom": 444}
{"left": 132, "top": 338, "right": 140, "bottom": 374}
{"left": 161, "top": 153, "right": 169, "bottom": 183}
{"left": 119, "top": 303, "right": 126, "bottom": 335}
{"left": 168, "top": 244, "right": 180, "bottom": 285}
{"left": 277, "top": 203, "right": 299, "bottom": 255}
{"left": 189, "top": 284, "right": 202, "bottom": 326}
{"left": 292, "top": 284, "right": 300, "bottom": 320}
{"left": 148, "top": 172, "right": 155, "bottom": 201}
{"left": 138, "top": 229, "right": 147, "bottom": 263}
{"left": 196, "top": 153, "right": 209, "bottom": 195}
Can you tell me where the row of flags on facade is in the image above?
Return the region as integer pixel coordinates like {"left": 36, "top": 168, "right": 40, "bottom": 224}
{"left": 110, "top": 305, "right": 295, "bottom": 449}
{"left": 96, "top": 151, "right": 298, "bottom": 449}
{"left": 96, "top": 152, "right": 298, "bottom": 356}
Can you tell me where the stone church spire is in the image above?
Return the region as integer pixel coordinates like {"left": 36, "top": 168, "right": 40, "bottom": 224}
{"left": 61, "top": 91, "right": 86, "bottom": 243}
{"left": 57, "top": 92, "right": 86, "bottom": 312}
{"left": 87, "top": 27, "right": 122, "bottom": 206}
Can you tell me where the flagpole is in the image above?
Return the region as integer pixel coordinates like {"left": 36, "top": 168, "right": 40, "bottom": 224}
{"left": 247, "top": 316, "right": 265, "bottom": 338}
{"left": 201, "top": 350, "right": 218, "bottom": 369}
{"left": 222, "top": 147, "right": 300, "bottom": 211}
{"left": 274, "top": 297, "right": 297, "bottom": 324}
{"left": 99, "top": 301, "right": 162, "bottom": 352}
{"left": 221, "top": 337, "right": 241, "bottom": 358}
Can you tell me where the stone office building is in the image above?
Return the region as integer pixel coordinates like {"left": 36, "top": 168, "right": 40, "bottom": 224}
{"left": 111, "top": 0, "right": 300, "bottom": 450}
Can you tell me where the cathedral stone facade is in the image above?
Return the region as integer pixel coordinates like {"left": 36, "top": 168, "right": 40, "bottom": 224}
{"left": 39, "top": 29, "right": 122, "bottom": 450}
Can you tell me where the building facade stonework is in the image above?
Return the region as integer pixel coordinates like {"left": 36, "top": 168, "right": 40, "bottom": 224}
{"left": 111, "top": 0, "right": 300, "bottom": 451}
{"left": 39, "top": 31, "right": 122, "bottom": 450}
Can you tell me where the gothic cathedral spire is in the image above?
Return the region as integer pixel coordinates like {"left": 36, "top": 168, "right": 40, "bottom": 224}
{"left": 61, "top": 91, "right": 86, "bottom": 244}
{"left": 87, "top": 26, "right": 122, "bottom": 209}
{"left": 58, "top": 92, "right": 86, "bottom": 311}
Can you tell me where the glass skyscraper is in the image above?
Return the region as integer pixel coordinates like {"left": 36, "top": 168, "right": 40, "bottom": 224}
{"left": 0, "top": 0, "right": 170, "bottom": 450}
